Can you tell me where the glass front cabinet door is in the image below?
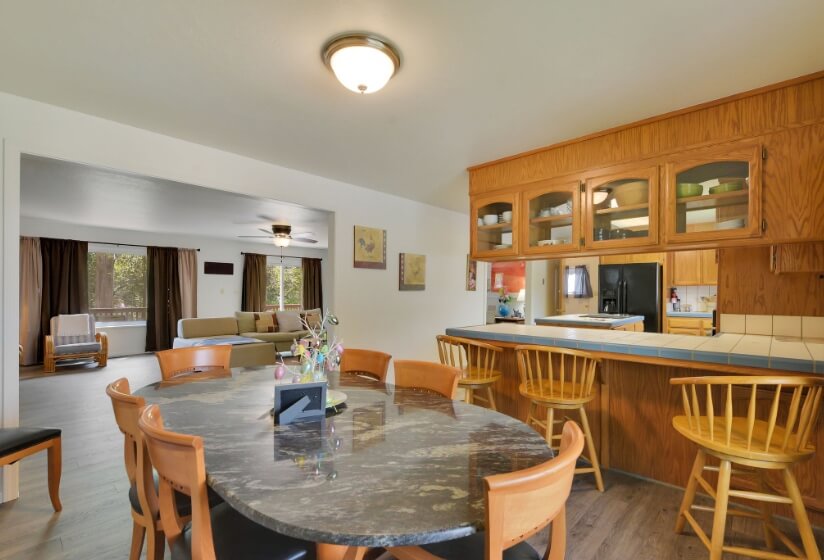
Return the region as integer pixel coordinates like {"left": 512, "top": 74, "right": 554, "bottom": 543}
{"left": 664, "top": 142, "right": 762, "bottom": 243}
{"left": 521, "top": 180, "right": 580, "bottom": 255}
{"left": 471, "top": 193, "right": 519, "bottom": 258}
{"left": 584, "top": 166, "right": 659, "bottom": 249}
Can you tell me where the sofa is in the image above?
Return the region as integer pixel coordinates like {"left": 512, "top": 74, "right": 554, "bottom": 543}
{"left": 173, "top": 311, "right": 311, "bottom": 368}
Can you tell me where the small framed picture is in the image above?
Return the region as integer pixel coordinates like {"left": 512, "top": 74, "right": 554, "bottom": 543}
{"left": 353, "top": 226, "right": 387, "bottom": 269}
{"left": 466, "top": 256, "right": 477, "bottom": 291}
{"left": 399, "top": 253, "right": 426, "bottom": 291}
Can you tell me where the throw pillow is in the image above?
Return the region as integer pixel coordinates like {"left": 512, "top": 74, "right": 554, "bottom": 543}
{"left": 254, "top": 312, "right": 276, "bottom": 333}
{"left": 276, "top": 311, "right": 303, "bottom": 332}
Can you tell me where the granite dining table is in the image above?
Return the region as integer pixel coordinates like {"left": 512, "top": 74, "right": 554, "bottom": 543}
{"left": 135, "top": 368, "right": 553, "bottom": 560}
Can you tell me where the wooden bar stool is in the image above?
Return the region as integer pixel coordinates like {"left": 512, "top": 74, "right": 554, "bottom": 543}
{"left": 436, "top": 335, "right": 502, "bottom": 410}
{"left": 671, "top": 375, "right": 823, "bottom": 560}
{"left": 0, "top": 427, "right": 62, "bottom": 512}
{"left": 514, "top": 344, "right": 604, "bottom": 492}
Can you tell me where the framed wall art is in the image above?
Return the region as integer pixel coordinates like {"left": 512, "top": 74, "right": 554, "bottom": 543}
{"left": 353, "top": 225, "right": 387, "bottom": 269}
{"left": 399, "top": 253, "right": 426, "bottom": 291}
{"left": 466, "top": 255, "right": 477, "bottom": 291}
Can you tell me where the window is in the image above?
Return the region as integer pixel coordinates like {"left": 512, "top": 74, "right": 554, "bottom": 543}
{"left": 565, "top": 265, "right": 593, "bottom": 298}
{"left": 87, "top": 248, "right": 147, "bottom": 322}
{"left": 266, "top": 262, "right": 303, "bottom": 310}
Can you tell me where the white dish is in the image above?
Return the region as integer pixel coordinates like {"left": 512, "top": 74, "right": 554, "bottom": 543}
{"left": 477, "top": 218, "right": 483, "bottom": 226}
{"left": 482, "top": 214, "right": 499, "bottom": 225}
{"left": 493, "top": 244, "right": 512, "bottom": 250}
{"left": 537, "top": 239, "right": 562, "bottom": 246}
{"left": 501, "top": 210, "right": 513, "bottom": 222}
{"left": 538, "top": 209, "right": 552, "bottom": 217}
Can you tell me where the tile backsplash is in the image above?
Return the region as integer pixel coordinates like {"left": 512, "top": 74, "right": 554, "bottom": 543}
{"left": 669, "top": 284, "right": 717, "bottom": 312}
{"left": 720, "top": 314, "right": 824, "bottom": 339}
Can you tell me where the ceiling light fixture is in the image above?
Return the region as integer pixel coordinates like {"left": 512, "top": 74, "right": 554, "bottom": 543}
{"left": 273, "top": 235, "right": 290, "bottom": 248}
{"left": 322, "top": 33, "right": 400, "bottom": 94}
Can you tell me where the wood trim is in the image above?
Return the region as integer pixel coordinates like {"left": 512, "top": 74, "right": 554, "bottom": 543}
{"left": 468, "top": 70, "right": 824, "bottom": 172}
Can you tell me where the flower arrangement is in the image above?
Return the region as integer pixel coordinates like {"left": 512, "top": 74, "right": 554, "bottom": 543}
{"left": 279, "top": 310, "right": 343, "bottom": 382}
{"left": 498, "top": 288, "right": 514, "bottom": 305}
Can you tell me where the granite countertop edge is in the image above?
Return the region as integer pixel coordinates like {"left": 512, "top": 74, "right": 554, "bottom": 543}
{"left": 445, "top": 325, "right": 820, "bottom": 375}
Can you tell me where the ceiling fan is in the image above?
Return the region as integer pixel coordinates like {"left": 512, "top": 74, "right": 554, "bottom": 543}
{"left": 238, "top": 223, "right": 318, "bottom": 247}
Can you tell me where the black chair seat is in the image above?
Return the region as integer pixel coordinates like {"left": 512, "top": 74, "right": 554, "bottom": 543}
{"left": 170, "top": 502, "right": 313, "bottom": 560}
{"left": 128, "top": 471, "right": 223, "bottom": 517}
{"left": 421, "top": 532, "right": 540, "bottom": 560}
{"left": 0, "top": 427, "right": 61, "bottom": 459}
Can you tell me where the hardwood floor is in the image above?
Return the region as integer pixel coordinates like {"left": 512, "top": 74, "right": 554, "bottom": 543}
{"left": 2, "top": 355, "right": 822, "bottom": 559}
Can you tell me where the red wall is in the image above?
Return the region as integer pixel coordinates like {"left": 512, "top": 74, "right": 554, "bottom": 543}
{"left": 490, "top": 261, "right": 525, "bottom": 294}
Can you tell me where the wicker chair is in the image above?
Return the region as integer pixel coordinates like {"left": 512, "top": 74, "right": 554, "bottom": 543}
{"left": 44, "top": 314, "right": 108, "bottom": 373}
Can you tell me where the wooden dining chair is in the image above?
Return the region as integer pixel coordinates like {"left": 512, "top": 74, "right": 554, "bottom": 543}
{"left": 393, "top": 360, "right": 460, "bottom": 399}
{"left": 671, "top": 375, "right": 823, "bottom": 560}
{"left": 514, "top": 345, "right": 603, "bottom": 492}
{"left": 155, "top": 345, "right": 232, "bottom": 383}
{"left": 436, "top": 335, "right": 503, "bottom": 410}
{"left": 389, "top": 421, "right": 585, "bottom": 560}
{"left": 0, "top": 427, "right": 62, "bottom": 513}
{"left": 106, "top": 378, "right": 166, "bottom": 560}
{"left": 340, "top": 348, "right": 392, "bottom": 382}
{"left": 137, "top": 404, "right": 314, "bottom": 560}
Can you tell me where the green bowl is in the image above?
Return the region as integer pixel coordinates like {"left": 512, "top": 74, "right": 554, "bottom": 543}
{"left": 676, "top": 183, "right": 703, "bottom": 198}
{"left": 709, "top": 181, "right": 744, "bottom": 195}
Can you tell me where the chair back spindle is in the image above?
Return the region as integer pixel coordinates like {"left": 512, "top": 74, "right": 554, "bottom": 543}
{"left": 436, "top": 335, "right": 501, "bottom": 383}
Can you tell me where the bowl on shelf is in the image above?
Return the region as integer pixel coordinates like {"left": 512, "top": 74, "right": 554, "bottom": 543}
{"left": 482, "top": 214, "right": 499, "bottom": 225}
{"left": 709, "top": 181, "right": 745, "bottom": 195}
{"left": 537, "top": 239, "right": 562, "bottom": 246}
{"left": 538, "top": 208, "right": 552, "bottom": 217}
{"left": 501, "top": 210, "right": 513, "bottom": 222}
{"left": 676, "top": 183, "right": 703, "bottom": 198}
{"left": 493, "top": 244, "right": 512, "bottom": 250}
{"left": 612, "top": 181, "right": 648, "bottom": 206}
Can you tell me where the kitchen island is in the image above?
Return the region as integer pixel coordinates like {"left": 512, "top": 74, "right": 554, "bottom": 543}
{"left": 535, "top": 313, "right": 644, "bottom": 331}
{"left": 445, "top": 323, "right": 824, "bottom": 526}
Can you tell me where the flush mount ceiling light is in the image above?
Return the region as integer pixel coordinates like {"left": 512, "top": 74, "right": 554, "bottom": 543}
{"left": 322, "top": 33, "right": 400, "bottom": 94}
{"left": 272, "top": 224, "right": 291, "bottom": 248}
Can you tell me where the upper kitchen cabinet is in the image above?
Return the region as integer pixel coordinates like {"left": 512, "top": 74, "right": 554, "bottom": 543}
{"left": 664, "top": 142, "right": 762, "bottom": 243}
{"left": 584, "top": 166, "right": 659, "bottom": 250}
{"left": 471, "top": 193, "right": 519, "bottom": 258}
{"left": 521, "top": 180, "right": 580, "bottom": 255}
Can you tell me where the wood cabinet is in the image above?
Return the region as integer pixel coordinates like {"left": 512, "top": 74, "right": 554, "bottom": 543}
{"left": 471, "top": 193, "right": 519, "bottom": 258}
{"left": 521, "top": 179, "right": 580, "bottom": 256}
{"left": 671, "top": 250, "right": 717, "bottom": 285}
{"left": 600, "top": 252, "right": 665, "bottom": 265}
{"left": 467, "top": 72, "right": 824, "bottom": 262}
{"left": 584, "top": 165, "right": 659, "bottom": 250}
{"left": 770, "top": 242, "right": 824, "bottom": 273}
{"left": 663, "top": 141, "right": 762, "bottom": 244}
{"left": 666, "top": 316, "right": 713, "bottom": 336}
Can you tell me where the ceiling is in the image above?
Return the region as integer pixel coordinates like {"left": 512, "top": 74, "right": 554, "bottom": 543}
{"left": 20, "top": 155, "right": 330, "bottom": 248}
{"left": 2, "top": 1, "right": 824, "bottom": 213}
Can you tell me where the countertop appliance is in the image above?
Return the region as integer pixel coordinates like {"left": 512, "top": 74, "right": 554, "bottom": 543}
{"left": 598, "top": 263, "right": 661, "bottom": 332}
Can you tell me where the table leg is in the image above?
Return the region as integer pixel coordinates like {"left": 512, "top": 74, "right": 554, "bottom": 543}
{"left": 317, "top": 543, "right": 368, "bottom": 560}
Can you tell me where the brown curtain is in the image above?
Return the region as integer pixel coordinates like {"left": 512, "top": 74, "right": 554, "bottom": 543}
{"left": 145, "top": 247, "right": 182, "bottom": 352}
{"left": 178, "top": 248, "right": 198, "bottom": 319}
{"left": 19, "top": 237, "right": 42, "bottom": 365}
{"left": 302, "top": 258, "right": 323, "bottom": 310}
{"left": 241, "top": 253, "right": 267, "bottom": 312}
{"left": 39, "top": 238, "right": 89, "bottom": 361}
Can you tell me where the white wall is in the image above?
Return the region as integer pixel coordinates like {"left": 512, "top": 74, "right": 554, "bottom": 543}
{"left": 0, "top": 91, "right": 486, "bottom": 500}
{"left": 20, "top": 216, "right": 329, "bottom": 356}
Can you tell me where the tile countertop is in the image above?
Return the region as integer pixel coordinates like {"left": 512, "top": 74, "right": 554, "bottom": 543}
{"left": 534, "top": 314, "right": 644, "bottom": 328}
{"left": 444, "top": 323, "right": 824, "bottom": 374}
{"left": 667, "top": 311, "right": 713, "bottom": 319}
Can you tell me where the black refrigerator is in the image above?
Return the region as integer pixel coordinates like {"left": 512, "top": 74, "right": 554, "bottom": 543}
{"left": 598, "top": 263, "right": 662, "bottom": 332}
